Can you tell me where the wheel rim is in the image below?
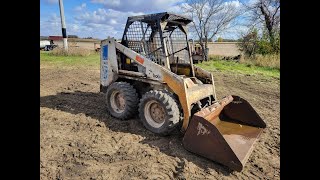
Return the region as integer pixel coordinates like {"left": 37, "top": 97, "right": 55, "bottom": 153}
{"left": 110, "top": 90, "right": 126, "bottom": 113}
{"left": 144, "top": 100, "right": 166, "bottom": 128}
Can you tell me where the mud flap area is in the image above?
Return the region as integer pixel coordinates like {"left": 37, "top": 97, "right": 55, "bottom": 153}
{"left": 182, "top": 95, "right": 266, "bottom": 172}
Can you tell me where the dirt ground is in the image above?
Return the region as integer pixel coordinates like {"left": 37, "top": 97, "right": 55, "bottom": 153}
{"left": 40, "top": 65, "right": 280, "bottom": 180}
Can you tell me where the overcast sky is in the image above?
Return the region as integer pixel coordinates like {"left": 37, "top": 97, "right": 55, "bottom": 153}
{"left": 40, "top": 0, "right": 248, "bottom": 40}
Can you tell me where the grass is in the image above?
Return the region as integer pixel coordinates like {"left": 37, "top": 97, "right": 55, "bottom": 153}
{"left": 240, "top": 54, "right": 280, "bottom": 70}
{"left": 40, "top": 51, "right": 100, "bottom": 68}
{"left": 197, "top": 59, "right": 280, "bottom": 79}
{"left": 40, "top": 50, "right": 279, "bottom": 78}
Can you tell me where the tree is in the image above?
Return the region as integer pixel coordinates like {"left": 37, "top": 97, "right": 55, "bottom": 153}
{"left": 244, "top": 0, "right": 280, "bottom": 51}
{"left": 182, "top": 0, "right": 241, "bottom": 60}
{"left": 217, "top": 37, "right": 223, "bottom": 42}
{"left": 238, "top": 29, "right": 259, "bottom": 57}
{"left": 238, "top": 28, "right": 279, "bottom": 56}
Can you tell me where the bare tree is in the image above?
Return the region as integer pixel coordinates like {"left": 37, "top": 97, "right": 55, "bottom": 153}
{"left": 245, "top": 0, "right": 280, "bottom": 49}
{"left": 182, "top": 0, "right": 241, "bottom": 60}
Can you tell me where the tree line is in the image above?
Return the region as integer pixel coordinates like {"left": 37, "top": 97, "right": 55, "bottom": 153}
{"left": 182, "top": 0, "right": 280, "bottom": 59}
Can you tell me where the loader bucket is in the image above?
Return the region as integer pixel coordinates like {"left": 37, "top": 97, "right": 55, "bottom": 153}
{"left": 182, "top": 95, "right": 266, "bottom": 172}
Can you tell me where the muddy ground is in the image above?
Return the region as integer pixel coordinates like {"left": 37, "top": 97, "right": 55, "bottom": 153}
{"left": 40, "top": 65, "right": 280, "bottom": 179}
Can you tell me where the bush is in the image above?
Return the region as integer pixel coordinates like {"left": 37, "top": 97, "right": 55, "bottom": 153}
{"left": 49, "top": 47, "right": 95, "bottom": 57}
{"left": 256, "top": 39, "right": 274, "bottom": 55}
{"left": 238, "top": 29, "right": 280, "bottom": 56}
{"left": 217, "top": 37, "right": 223, "bottom": 42}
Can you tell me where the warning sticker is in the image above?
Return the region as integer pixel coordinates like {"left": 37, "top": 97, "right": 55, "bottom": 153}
{"left": 135, "top": 55, "right": 144, "bottom": 64}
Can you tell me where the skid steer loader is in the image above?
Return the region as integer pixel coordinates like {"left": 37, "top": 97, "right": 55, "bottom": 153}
{"left": 100, "top": 12, "right": 266, "bottom": 172}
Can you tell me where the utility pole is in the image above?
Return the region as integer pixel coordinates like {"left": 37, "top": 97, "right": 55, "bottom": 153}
{"left": 58, "top": 0, "right": 68, "bottom": 51}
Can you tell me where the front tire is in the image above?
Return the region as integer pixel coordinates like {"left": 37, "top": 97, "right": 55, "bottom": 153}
{"left": 139, "top": 90, "right": 180, "bottom": 135}
{"left": 106, "top": 82, "right": 139, "bottom": 120}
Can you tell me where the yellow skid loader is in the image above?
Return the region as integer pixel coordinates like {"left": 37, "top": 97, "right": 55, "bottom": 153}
{"left": 100, "top": 12, "right": 266, "bottom": 171}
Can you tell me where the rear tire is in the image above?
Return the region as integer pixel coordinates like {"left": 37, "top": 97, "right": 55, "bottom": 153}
{"left": 139, "top": 90, "right": 180, "bottom": 135}
{"left": 106, "top": 82, "right": 139, "bottom": 120}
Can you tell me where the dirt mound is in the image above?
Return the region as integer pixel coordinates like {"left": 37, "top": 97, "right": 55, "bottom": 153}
{"left": 40, "top": 67, "right": 280, "bottom": 179}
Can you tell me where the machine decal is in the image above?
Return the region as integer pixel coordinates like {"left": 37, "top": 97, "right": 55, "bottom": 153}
{"left": 102, "top": 45, "right": 108, "bottom": 61}
{"left": 135, "top": 55, "right": 144, "bottom": 64}
{"left": 196, "top": 122, "right": 211, "bottom": 136}
{"left": 102, "top": 45, "right": 108, "bottom": 80}
{"left": 102, "top": 61, "right": 108, "bottom": 80}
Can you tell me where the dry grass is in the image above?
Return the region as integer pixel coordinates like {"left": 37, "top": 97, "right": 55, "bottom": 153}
{"left": 208, "top": 54, "right": 280, "bottom": 70}
{"left": 50, "top": 47, "right": 95, "bottom": 57}
{"left": 240, "top": 54, "right": 280, "bottom": 69}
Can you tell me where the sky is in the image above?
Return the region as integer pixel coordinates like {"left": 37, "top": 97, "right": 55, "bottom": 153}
{"left": 40, "top": 0, "right": 248, "bottom": 40}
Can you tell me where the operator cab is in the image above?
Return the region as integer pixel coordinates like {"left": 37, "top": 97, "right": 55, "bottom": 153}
{"left": 120, "top": 12, "right": 194, "bottom": 77}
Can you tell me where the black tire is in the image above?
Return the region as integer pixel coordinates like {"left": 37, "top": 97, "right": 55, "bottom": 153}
{"left": 106, "top": 82, "right": 139, "bottom": 120}
{"left": 139, "top": 90, "right": 180, "bottom": 135}
{"left": 161, "top": 89, "right": 183, "bottom": 122}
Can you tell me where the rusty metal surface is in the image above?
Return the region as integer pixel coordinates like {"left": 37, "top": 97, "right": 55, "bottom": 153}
{"left": 184, "top": 78, "right": 198, "bottom": 88}
{"left": 193, "top": 65, "right": 217, "bottom": 100}
{"left": 187, "top": 84, "right": 214, "bottom": 104}
{"left": 182, "top": 95, "right": 266, "bottom": 172}
{"left": 223, "top": 96, "right": 266, "bottom": 128}
{"left": 194, "top": 95, "right": 233, "bottom": 125}
{"left": 193, "top": 65, "right": 212, "bottom": 81}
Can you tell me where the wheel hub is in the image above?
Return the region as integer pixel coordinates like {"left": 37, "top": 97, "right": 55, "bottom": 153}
{"left": 110, "top": 91, "right": 125, "bottom": 113}
{"left": 150, "top": 103, "right": 165, "bottom": 123}
{"left": 144, "top": 100, "right": 166, "bottom": 128}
